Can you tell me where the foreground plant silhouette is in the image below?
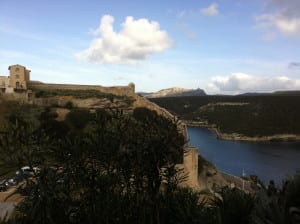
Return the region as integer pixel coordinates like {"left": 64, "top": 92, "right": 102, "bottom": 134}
{"left": 1, "top": 107, "right": 300, "bottom": 224}
{"left": 1, "top": 108, "right": 195, "bottom": 224}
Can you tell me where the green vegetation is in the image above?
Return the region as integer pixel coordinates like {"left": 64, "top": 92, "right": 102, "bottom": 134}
{"left": 32, "top": 88, "right": 135, "bottom": 105}
{"left": 0, "top": 104, "right": 300, "bottom": 223}
{"left": 150, "top": 95, "right": 300, "bottom": 137}
{"left": 0, "top": 106, "right": 186, "bottom": 223}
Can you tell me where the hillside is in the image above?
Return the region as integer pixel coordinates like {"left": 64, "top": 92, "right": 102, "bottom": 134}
{"left": 141, "top": 87, "right": 206, "bottom": 98}
{"left": 150, "top": 95, "right": 300, "bottom": 140}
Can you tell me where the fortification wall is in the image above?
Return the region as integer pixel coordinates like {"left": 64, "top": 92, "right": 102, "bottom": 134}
{"left": 28, "top": 82, "right": 135, "bottom": 97}
{"left": 183, "top": 147, "right": 199, "bottom": 188}
{"left": 133, "top": 95, "right": 199, "bottom": 189}
{"left": 133, "top": 95, "right": 188, "bottom": 138}
{"left": 0, "top": 91, "right": 30, "bottom": 103}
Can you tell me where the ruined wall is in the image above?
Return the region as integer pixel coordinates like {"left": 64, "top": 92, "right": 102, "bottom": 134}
{"left": 28, "top": 82, "right": 135, "bottom": 97}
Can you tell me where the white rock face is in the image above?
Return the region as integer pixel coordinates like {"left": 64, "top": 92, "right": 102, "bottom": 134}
{"left": 143, "top": 87, "right": 206, "bottom": 98}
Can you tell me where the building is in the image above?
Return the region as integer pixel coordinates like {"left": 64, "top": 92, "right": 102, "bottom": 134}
{"left": 0, "top": 64, "right": 31, "bottom": 94}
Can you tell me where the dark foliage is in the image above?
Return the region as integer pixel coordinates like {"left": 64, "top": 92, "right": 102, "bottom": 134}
{"left": 32, "top": 88, "right": 135, "bottom": 105}
{"left": 151, "top": 95, "right": 300, "bottom": 136}
{"left": 0, "top": 107, "right": 190, "bottom": 224}
{"left": 1, "top": 104, "right": 300, "bottom": 224}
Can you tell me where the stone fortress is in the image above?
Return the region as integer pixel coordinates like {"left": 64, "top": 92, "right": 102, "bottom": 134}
{"left": 0, "top": 64, "right": 31, "bottom": 94}
{"left": 0, "top": 64, "right": 200, "bottom": 189}
{"left": 0, "top": 64, "right": 135, "bottom": 97}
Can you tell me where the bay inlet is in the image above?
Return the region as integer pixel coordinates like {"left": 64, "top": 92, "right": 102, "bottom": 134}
{"left": 187, "top": 126, "right": 300, "bottom": 185}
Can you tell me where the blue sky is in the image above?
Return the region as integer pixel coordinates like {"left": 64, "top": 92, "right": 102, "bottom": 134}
{"left": 1, "top": 0, "right": 300, "bottom": 94}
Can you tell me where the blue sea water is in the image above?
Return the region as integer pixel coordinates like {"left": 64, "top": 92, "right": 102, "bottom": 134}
{"left": 187, "top": 126, "right": 300, "bottom": 186}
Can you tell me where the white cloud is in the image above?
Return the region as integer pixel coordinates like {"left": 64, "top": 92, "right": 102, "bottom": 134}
{"left": 256, "top": 14, "right": 300, "bottom": 36}
{"left": 76, "top": 15, "right": 172, "bottom": 64}
{"left": 207, "top": 73, "right": 300, "bottom": 94}
{"left": 256, "top": 0, "right": 300, "bottom": 36}
{"left": 200, "top": 3, "right": 219, "bottom": 16}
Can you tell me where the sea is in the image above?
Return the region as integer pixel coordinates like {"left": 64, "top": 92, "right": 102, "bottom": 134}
{"left": 187, "top": 126, "right": 300, "bottom": 186}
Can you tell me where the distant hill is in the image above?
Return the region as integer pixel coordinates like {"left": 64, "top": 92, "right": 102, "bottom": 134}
{"left": 150, "top": 94, "right": 300, "bottom": 139}
{"left": 140, "top": 87, "right": 206, "bottom": 98}
{"left": 237, "top": 90, "right": 300, "bottom": 96}
{"left": 237, "top": 92, "right": 270, "bottom": 96}
{"left": 272, "top": 90, "right": 300, "bottom": 96}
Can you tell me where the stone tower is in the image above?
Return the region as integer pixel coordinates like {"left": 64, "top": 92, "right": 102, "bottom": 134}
{"left": 8, "top": 64, "right": 30, "bottom": 89}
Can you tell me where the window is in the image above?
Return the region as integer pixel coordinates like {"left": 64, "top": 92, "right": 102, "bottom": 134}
{"left": 16, "top": 75, "right": 20, "bottom": 79}
{"left": 15, "top": 67, "right": 20, "bottom": 72}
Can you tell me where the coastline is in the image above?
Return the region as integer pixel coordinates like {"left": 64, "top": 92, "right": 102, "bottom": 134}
{"left": 183, "top": 120, "right": 300, "bottom": 142}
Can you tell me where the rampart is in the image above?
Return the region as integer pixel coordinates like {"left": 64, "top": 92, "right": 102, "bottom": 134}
{"left": 133, "top": 95, "right": 199, "bottom": 189}
{"left": 28, "top": 82, "right": 135, "bottom": 97}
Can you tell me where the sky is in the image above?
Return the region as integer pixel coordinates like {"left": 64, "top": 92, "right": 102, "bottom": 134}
{"left": 1, "top": 0, "right": 300, "bottom": 94}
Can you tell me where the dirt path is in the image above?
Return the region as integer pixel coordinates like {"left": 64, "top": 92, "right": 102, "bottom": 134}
{"left": 0, "top": 187, "right": 24, "bottom": 221}
{"left": 0, "top": 202, "right": 17, "bottom": 221}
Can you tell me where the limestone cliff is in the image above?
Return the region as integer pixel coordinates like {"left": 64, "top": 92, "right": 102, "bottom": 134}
{"left": 142, "top": 87, "right": 206, "bottom": 98}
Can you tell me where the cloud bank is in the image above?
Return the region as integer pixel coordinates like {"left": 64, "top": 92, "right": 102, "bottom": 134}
{"left": 200, "top": 3, "right": 219, "bottom": 16}
{"left": 76, "top": 15, "right": 172, "bottom": 64}
{"left": 256, "top": 0, "right": 300, "bottom": 36}
{"left": 208, "top": 73, "right": 300, "bottom": 94}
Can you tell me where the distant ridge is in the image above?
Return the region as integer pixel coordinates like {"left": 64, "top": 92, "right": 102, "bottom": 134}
{"left": 237, "top": 90, "right": 300, "bottom": 96}
{"left": 140, "top": 89, "right": 300, "bottom": 98}
{"left": 140, "top": 87, "right": 206, "bottom": 98}
{"left": 272, "top": 90, "right": 300, "bottom": 96}
{"left": 237, "top": 92, "right": 270, "bottom": 96}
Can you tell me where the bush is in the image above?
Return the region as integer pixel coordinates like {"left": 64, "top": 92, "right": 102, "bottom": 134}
{"left": 64, "top": 101, "right": 73, "bottom": 109}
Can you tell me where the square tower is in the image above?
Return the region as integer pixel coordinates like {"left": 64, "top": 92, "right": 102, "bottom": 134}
{"left": 8, "top": 64, "right": 30, "bottom": 89}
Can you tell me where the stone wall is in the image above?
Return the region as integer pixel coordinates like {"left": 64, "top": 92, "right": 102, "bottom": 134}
{"left": 133, "top": 95, "right": 199, "bottom": 189}
{"left": 28, "top": 82, "right": 135, "bottom": 97}
{"left": 182, "top": 147, "right": 199, "bottom": 188}
{"left": 0, "top": 91, "right": 30, "bottom": 102}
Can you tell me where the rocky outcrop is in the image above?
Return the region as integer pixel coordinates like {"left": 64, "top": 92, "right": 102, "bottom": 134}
{"left": 142, "top": 87, "right": 206, "bottom": 98}
{"left": 197, "top": 156, "right": 254, "bottom": 193}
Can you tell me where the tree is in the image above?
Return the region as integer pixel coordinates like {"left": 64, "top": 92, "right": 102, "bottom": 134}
{"left": 0, "top": 117, "right": 51, "bottom": 173}
{"left": 3, "top": 107, "right": 188, "bottom": 223}
{"left": 210, "top": 187, "right": 255, "bottom": 224}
